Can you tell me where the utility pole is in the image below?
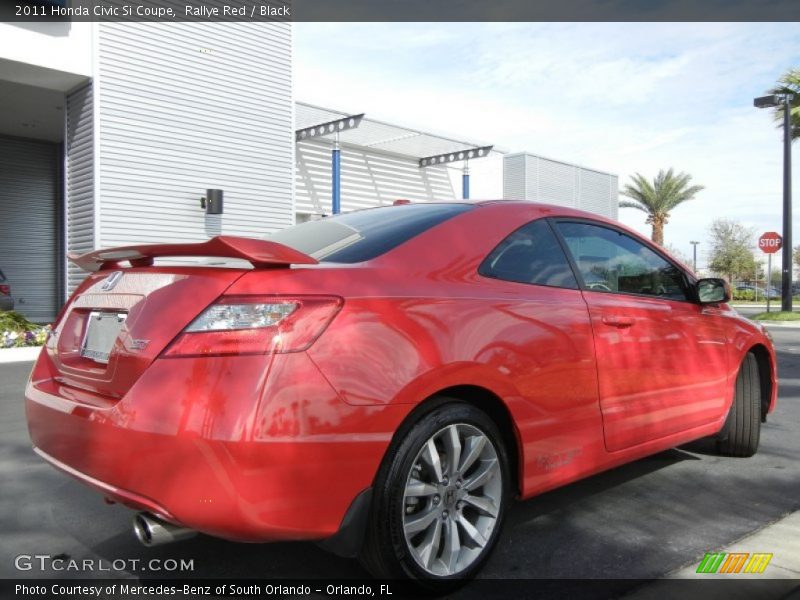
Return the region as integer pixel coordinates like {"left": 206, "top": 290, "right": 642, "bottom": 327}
{"left": 690, "top": 241, "right": 699, "bottom": 273}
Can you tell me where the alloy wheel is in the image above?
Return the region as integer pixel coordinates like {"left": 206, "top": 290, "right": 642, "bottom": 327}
{"left": 401, "top": 423, "right": 502, "bottom": 577}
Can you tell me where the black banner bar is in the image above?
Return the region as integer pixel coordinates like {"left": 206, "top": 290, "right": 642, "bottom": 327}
{"left": 2, "top": 0, "right": 800, "bottom": 22}
{"left": 2, "top": 578, "right": 799, "bottom": 600}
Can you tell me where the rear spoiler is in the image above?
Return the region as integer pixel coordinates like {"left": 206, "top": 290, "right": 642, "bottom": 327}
{"left": 68, "top": 235, "right": 318, "bottom": 272}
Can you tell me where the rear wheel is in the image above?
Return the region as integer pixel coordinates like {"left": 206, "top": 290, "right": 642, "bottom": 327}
{"left": 717, "top": 353, "right": 761, "bottom": 457}
{"left": 359, "top": 401, "right": 509, "bottom": 589}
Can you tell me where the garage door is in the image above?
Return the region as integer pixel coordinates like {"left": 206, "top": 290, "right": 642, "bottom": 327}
{"left": 0, "top": 136, "right": 61, "bottom": 323}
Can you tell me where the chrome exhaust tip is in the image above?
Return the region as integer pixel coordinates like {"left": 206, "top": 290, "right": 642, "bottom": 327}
{"left": 133, "top": 513, "right": 196, "bottom": 546}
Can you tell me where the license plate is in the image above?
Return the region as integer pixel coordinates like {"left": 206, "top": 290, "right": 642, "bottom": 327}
{"left": 80, "top": 311, "right": 126, "bottom": 364}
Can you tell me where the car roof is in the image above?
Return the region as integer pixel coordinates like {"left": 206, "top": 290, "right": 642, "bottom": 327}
{"left": 378, "top": 199, "right": 638, "bottom": 239}
{"left": 466, "top": 199, "right": 624, "bottom": 228}
{"left": 394, "top": 198, "right": 614, "bottom": 219}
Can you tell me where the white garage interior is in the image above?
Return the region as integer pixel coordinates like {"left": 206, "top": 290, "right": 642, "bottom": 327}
{"left": 0, "top": 59, "right": 90, "bottom": 323}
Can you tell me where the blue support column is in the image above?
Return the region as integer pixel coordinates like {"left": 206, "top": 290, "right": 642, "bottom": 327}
{"left": 462, "top": 161, "right": 470, "bottom": 199}
{"left": 332, "top": 135, "right": 341, "bottom": 215}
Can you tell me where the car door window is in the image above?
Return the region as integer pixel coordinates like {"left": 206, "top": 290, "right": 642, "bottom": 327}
{"left": 479, "top": 219, "right": 578, "bottom": 289}
{"left": 555, "top": 221, "right": 689, "bottom": 301}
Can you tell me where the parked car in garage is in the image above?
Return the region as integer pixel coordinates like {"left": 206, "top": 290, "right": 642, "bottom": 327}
{"left": 0, "top": 268, "right": 14, "bottom": 311}
{"left": 25, "top": 201, "right": 777, "bottom": 587}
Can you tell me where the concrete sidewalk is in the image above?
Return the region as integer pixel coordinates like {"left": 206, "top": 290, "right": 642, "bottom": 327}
{"left": 625, "top": 510, "right": 800, "bottom": 599}
{"left": 758, "top": 320, "right": 800, "bottom": 328}
{"left": 0, "top": 346, "right": 40, "bottom": 364}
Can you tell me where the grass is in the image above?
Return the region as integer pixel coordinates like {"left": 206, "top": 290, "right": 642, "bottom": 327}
{"left": 752, "top": 311, "right": 800, "bottom": 321}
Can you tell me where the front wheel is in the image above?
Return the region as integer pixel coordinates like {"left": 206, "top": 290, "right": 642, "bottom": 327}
{"left": 717, "top": 352, "right": 761, "bottom": 457}
{"left": 359, "top": 401, "right": 510, "bottom": 588}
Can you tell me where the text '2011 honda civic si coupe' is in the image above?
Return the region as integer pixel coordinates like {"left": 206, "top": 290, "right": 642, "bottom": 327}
{"left": 25, "top": 200, "right": 777, "bottom": 586}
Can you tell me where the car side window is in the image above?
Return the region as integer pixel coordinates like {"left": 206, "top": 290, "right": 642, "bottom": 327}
{"left": 555, "top": 221, "right": 689, "bottom": 301}
{"left": 479, "top": 219, "right": 579, "bottom": 289}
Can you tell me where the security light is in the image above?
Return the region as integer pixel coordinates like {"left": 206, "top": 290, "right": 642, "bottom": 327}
{"left": 753, "top": 95, "right": 779, "bottom": 109}
{"left": 201, "top": 189, "right": 223, "bottom": 215}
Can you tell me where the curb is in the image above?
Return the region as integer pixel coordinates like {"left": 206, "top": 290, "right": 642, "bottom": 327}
{"left": 756, "top": 320, "right": 800, "bottom": 328}
{"left": 622, "top": 511, "right": 800, "bottom": 599}
{"left": 0, "top": 346, "right": 42, "bottom": 364}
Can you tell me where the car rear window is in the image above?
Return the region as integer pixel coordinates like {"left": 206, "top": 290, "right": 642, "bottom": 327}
{"left": 264, "top": 203, "right": 473, "bottom": 263}
{"left": 0, "top": 269, "right": 5, "bottom": 282}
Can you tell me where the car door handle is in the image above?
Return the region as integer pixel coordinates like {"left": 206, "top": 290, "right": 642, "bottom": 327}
{"left": 601, "top": 315, "right": 635, "bottom": 328}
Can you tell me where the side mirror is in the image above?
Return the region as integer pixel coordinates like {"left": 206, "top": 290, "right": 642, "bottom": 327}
{"left": 696, "top": 278, "right": 730, "bottom": 304}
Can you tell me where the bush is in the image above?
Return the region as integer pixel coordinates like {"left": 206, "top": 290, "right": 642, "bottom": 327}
{"left": 732, "top": 289, "right": 755, "bottom": 301}
{"left": 0, "top": 310, "right": 50, "bottom": 348}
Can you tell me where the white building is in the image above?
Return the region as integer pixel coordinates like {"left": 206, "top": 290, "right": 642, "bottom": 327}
{"left": 0, "top": 22, "right": 617, "bottom": 323}
{"left": 503, "top": 152, "right": 619, "bottom": 220}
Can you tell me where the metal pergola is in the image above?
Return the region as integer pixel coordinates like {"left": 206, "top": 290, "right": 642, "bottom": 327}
{"left": 295, "top": 102, "right": 502, "bottom": 214}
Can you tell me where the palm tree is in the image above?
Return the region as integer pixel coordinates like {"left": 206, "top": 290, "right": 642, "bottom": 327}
{"left": 619, "top": 168, "right": 704, "bottom": 246}
{"left": 768, "top": 68, "right": 800, "bottom": 141}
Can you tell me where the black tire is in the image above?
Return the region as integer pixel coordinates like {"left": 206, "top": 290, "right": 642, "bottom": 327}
{"left": 717, "top": 353, "right": 761, "bottom": 457}
{"left": 359, "top": 400, "right": 510, "bottom": 590}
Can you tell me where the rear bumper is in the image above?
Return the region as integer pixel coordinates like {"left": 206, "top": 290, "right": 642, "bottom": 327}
{"left": 25, "top": 350, "right": 409, "bottom": 542}
{"left": 33, "top": 446, "right": 178, "bottom": 521}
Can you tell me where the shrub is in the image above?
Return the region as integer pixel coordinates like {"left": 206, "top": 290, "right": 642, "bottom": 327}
{"left": 0, "top": 310, "right": 50, "bottom": 348}
{"left": 732, "top": 289, "right": 755, "bottom": 301}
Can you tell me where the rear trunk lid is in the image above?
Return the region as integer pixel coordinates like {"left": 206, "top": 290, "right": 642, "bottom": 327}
{"left": 44, "top": 236, "right": 316, "bottom": 399}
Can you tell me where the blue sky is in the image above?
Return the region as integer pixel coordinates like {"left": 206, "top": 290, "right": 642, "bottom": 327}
{"left": 295, "top": 22, "right": 800, "bottom": 270}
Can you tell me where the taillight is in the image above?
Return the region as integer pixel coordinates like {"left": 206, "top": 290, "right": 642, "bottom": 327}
{"left": 163, "top": 295, "right": 342, "bottom": 358}
{"left": 0, "top": 284, "right": 9, "bottom": 295}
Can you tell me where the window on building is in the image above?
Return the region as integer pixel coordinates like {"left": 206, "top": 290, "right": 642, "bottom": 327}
{"left": 478, "top": 219, "right": 578, "bottom": 289}
{"left": 555, "top": 221, "right": 689, "bottom": 301}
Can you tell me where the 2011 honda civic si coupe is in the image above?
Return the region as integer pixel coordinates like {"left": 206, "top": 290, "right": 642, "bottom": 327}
{"left": 26, "top": 201, "right": 777, "bottom": 586}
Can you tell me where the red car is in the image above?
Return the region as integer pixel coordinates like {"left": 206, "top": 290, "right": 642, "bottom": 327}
{"left": 25, "top": 201, "right": 777, "bottom": 585}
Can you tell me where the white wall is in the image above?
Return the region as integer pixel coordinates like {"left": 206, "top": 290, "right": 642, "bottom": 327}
{"left": 503, "top": 152, "right": 619, "bottom": 219}
{"left": 94, "top": 22, "right": 294, "bottom": 248}
{"left": 296, "top": 140, "right": 454, "bottom": 216}
{"left": 446, "top": 154, "right": 504, "bottom": 200}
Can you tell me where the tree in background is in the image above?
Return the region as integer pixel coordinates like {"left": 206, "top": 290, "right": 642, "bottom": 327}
{"left": 770, "top": 268, "right": 783, "bottom": 288}
{"left": 663, "top": 243, "right": 693, "bottom": 270}
{"left": 794, "top": 244, "right": 800, "bottom": 274}
{"left": 768, "top": 68, "right": 800, "bottom": 141}
{"left": 708, "top": 219, "right": 758, "bottom": 282}
{"left": 619, "top": 168, "right": 704, "bottom": 246}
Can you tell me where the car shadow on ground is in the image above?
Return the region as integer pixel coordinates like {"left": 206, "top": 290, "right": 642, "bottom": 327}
{"left": 9, "top": 446, "right": 696, "bottom": 582}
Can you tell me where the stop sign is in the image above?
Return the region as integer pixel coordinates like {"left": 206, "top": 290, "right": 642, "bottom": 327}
{"left": 759, "top": 232, "right": 783, "bottom": 254}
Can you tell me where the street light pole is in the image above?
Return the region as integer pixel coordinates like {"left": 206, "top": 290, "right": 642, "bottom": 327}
{"left": 754, "top": 93, "right": 794, "bottom": 311}
{"left": 690, "top": 241, "right": 699, "bottom": 273}
{"left": 782, "top": 96, "right": 793, "bottom": 311}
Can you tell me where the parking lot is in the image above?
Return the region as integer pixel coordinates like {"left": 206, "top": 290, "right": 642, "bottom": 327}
{"left": 1, "top": 324, "right": 799, "bottom": 597}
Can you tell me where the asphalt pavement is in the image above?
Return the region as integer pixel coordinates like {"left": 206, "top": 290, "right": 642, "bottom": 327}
{"left": 1, "top": 325, "right": 799, "bottom": 598}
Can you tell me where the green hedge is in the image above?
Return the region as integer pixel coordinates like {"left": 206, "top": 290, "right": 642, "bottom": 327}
{"left": 732, "top": 289, "right": 756, "bottom": 301}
